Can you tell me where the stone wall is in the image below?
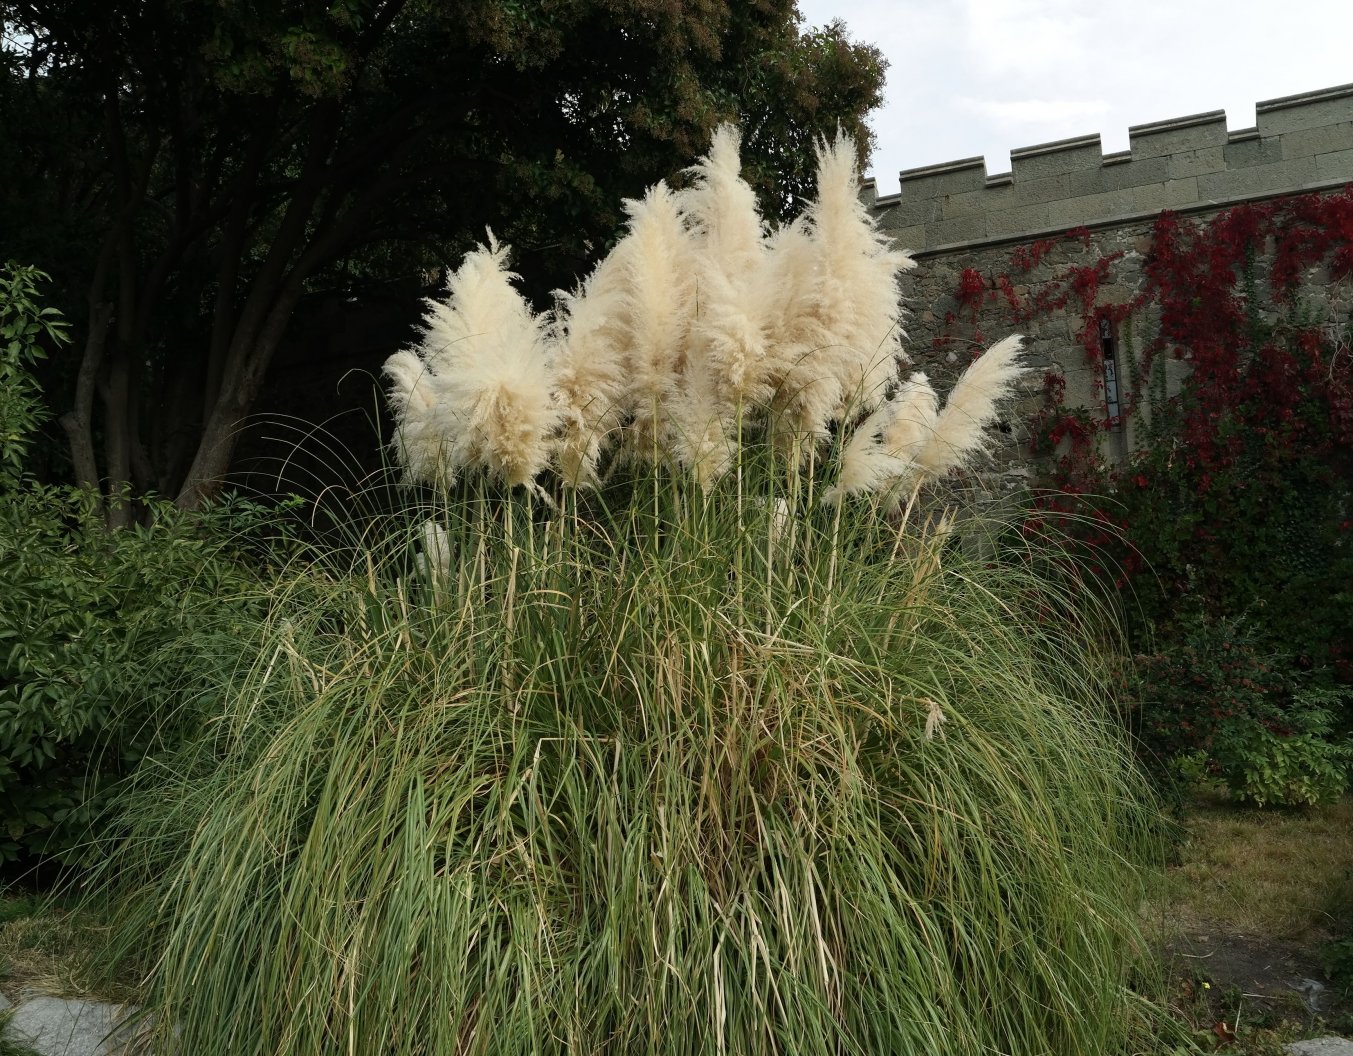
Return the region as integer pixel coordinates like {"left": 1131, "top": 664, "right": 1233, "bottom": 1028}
{"left": 865, "top": 83, "right": 1353, "bottom": 256}
{"left": 864, "top": 83, "right": 1353, "bottom": 489}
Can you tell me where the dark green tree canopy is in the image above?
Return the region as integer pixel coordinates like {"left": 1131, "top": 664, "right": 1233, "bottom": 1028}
{"left": 1, "top": 0, "right": 885, "bottom": 517}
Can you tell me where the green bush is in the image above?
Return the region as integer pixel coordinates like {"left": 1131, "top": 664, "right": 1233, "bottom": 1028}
{"left": 0, "top": 262, "right": 67, "bottom": 487}
{"left": 1211, "top": 693, "right": 1349, "bottom": 808}
{"left": 1325, "top": 936, "right": 1353, "bottom": 995}
{"left": 86, "top": 476, "right": 1168, "bottom": 1056}
{"left": 0, "top": 486, "right": 281, "bottom": 863}
{"left": 1132, "top": 613, "right": 1351, "bottom": 806}
{"left": 0, "top": 258, "right": 294, "bottom": 863}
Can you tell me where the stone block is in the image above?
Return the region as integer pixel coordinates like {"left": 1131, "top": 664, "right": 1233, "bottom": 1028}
{"left": 1281, "top": 123, "right": 1353, "bottom": 160}
{"left": 1163, "top": 356, "right": 1192, "bottom": 400}
{"left": 882, "top": 196, "right": 943, "bottom": 228}
{"left": 879, "top": 222, "right": 926, "bottom": 254}
{"left": 3, "top": 997, "right": 147, "bottom": 1056}
{"left": 926, "top": 213, "right": 989, "bottom": 248}
{"left": 1167, "top": 146, "right": 1227, "bottom": 179}
{"left": 1257, "top": 83, "right": 1353, "bottom": 134}
{"left": 1197, "top": 156, "right": 1319, "bottom": 201}
{"left": 1044, "top": 189, "right": 1135, "bottom": 229}
{"left": 1066, "top": 167, "right": 1112, "bottom": 198}
{"left": 985, "top": 202, "right": 1051, "bottom": 240}
{"left": 1225, "top": 134, "right": 1283, "bottom": 168}
{"left": 1283, "top": 1037, "right": 1353, "bottom": 1056}
{"left": 1131, "top": 178, "right": 1200, "bottom": 213}
{"left": 941, "top": 183, "right": 1013, "bottom": 219}
{"left": 1094, "top": 155, "right": 1170, "bottom": 191}
{"left": 1060, "top": 360, "right": 1104, "bottom": 413}
{"left": 898, "top": 157, "right": 988, "bottom": 198}
{"left": 1010, "top": 134, "right": 1104, "bottom": 180}
{"left": 1315, "top": 149, "right": 1353, "bottom": 184}
{"left": 1013, "top": 173, "right": 1079, "bottom": 207}
{"left": 1130, "top": 111, "right": 1228, "bottom": 158}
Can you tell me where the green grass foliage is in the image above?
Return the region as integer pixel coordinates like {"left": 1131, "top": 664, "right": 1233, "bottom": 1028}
{"left": 89, "top": 469, "right": 1163, "bottom": 1056}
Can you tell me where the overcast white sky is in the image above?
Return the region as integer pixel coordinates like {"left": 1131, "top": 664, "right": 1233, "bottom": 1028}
{"left": 795, "top": 0, "right": 1353, "bottom": 188}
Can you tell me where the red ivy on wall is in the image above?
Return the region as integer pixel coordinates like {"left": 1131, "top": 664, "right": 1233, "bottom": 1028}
{"left": 932, "top": 187, "right": 1353, "bottom": 482}
{"left": 930, "top": 187, "right": 1353, "bottom": 616}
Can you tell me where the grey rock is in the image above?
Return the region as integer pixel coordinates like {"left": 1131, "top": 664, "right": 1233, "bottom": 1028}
{"left": 2, "top": 996, "right": 148, "bottom": 1056}
{"left": 0, "top": 990, "right": 12, "bottom": 1012}
{"left": 1285, "top": 1037, "right": 1353, "bottom": 1056}
{"left": 1290, "top": 977, "right": 1327, "bottom": 1012}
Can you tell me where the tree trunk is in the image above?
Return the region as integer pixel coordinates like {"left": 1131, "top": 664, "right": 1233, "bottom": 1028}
{"left": 174, "top": 281, "right": 307, "bottom": 510}
{"left": 58, "top": 301, "right": 112, "bottom": 501}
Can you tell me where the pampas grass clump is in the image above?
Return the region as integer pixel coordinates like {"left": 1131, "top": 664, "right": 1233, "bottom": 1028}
{"left": 81, "top": 125, "right": 1167, "bottom": 1056}
{"left": 90, "top": 481, "right": 1160, "bottom": 1056}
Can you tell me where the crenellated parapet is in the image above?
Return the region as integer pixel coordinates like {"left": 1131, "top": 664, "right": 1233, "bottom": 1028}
{"left": 864, "top": 83, "right": 1353, "bottom": 255}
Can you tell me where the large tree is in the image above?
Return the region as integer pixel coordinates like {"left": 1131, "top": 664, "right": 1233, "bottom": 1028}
{"left": 1, "top": 0, "right": 885, "bottom": 520}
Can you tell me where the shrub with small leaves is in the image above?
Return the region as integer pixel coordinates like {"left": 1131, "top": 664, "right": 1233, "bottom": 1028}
{"left": 1132, "top": 613, "right": 1351, "bottom": 806}
{"left": 1211, "top": 697, "right": 1349, "bottom": 808}
{"left": 0, "top": 486, "right": 280, "bottom": 863}
{"left": 0, "top": 262, "right": 68, "bottom": 487}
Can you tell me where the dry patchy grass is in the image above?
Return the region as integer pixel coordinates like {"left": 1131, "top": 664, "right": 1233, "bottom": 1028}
{"left": 1145, "top": 790, "right": 1353, "bottom": 1053}
{"left": 1161, "top": 789, "right": 1353, "bottom": 942}
{"left": 0, "top": 891, "right": 134, "bottom": 1004}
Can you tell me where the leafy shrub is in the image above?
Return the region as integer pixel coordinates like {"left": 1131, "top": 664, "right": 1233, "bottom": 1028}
{"left": 1132, "top": 613, "right": 1351, "bottom": 806}
{"left": 1212, "top": 706, "right": 1348, "bottom": 808}
{"left": 1325, "top": 936, "right": 1353, "bottom": 994}
{"left": 0, "top": 258, "right": 295, "bottom": 863}
{"left": 0, "top": 486, "right": 279, "bottom": 863}
{"left": 1322, "top": 878, "right": 1353, "bottom": 997}
{"left": 0, "top": 262, "right": 68, "bottom": 487}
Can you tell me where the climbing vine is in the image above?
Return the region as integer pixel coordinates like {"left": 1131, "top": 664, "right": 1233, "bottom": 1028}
{"left": 929, "top": 188, "right": 1353, "bottom": 789}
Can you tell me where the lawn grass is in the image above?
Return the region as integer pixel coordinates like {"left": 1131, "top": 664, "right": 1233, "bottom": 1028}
{"left": 0, "top": 889, "right": 131, "bottom": 1005}
{"left": 1147, "top": 790, "right": 1353, "bottom": 1053}
{"left": 1161, "top": 789, "right": 1353, "bottom": 942}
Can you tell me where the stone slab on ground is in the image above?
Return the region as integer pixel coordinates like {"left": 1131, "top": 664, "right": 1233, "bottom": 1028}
{"left": 1286, "top": 1038, "right": 1353, "bottom": 1056}
{"left": 2, "top": 996, "right": 146, "bottom": 1056}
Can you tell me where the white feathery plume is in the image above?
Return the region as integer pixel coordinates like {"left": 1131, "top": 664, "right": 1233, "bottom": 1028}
{"left": 923, "top": 697, "right": 947, "bottom": 742}
{"left": 913, "top": 335, "right": 1026, "bottom": 480}
{"left": 614, "top": 182, "right": 695, "bottom": 460}
{"left": 619, "top": 184, "right": 692, "bottom": 406}
{"left": 413, "top": 519, "right": 452, "bottom": 588}
{"left": 821, "top": 397, "right": 913, "bottom": 506}
{"left": 581, "top": 181, "right": 698, "bottom": 465}
{"left": 689, "top": 269, "right": 775, "bottom": 409}
{"left": 668, "top": 354, "right": 735, "bottom": 490}
{"left": 824, "top": 334, "right": 1025, "bottom": 506}
{"left": 550, "top": 250, "right": 630, "bottom": 486}
{"left": 790, "top": 131, "right": 916, "bottom": 427}
{"left": 882, "top": 373, "right": 941, "bottom": 463}
{"left": 679, "top": 124, "right": 764, "bottom": 279}
{"left": 761, "top": 221, "right": 842, "bottom": 442}
{"left": 385, "top": 234, "right": 558, "bottom": 490}
{"left": 826, "top": 372, "right": 941, "bottom": 505}
{"left": 876, "top": 373, "right": 941, "bottom": 510}
{"left": 680, "top": 124, "right": 777, "bottom": 431}
{"left": 384, "top": 349, "right": 445, "bottom": 485}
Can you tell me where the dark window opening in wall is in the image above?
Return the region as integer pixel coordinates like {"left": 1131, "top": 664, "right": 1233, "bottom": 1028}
{"left": 1099, "top": 316, "right": 1121, "bottom": 424}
